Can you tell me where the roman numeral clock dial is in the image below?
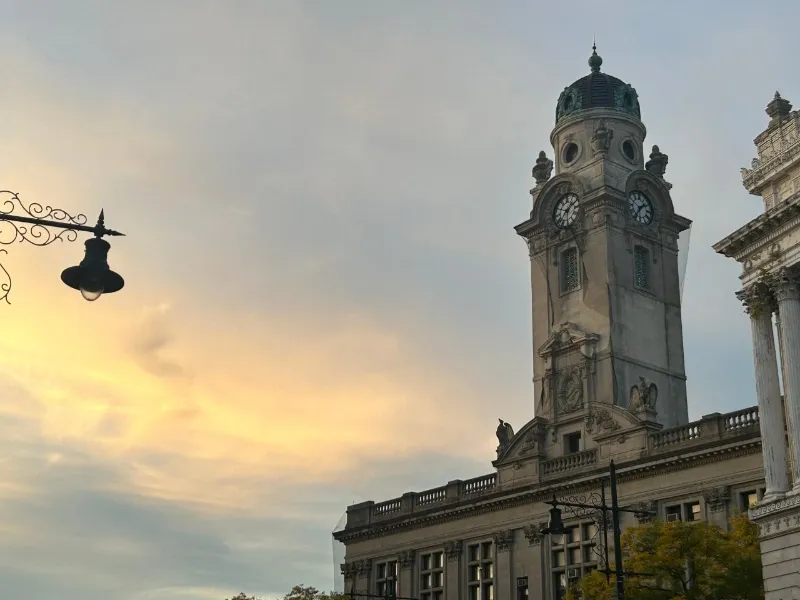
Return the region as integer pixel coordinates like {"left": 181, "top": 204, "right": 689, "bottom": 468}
{"left": 628, "top": 190, "right": 653, "bottom": 225}
{"left": 553, "top": 193, "right": 579, "bottom": 229}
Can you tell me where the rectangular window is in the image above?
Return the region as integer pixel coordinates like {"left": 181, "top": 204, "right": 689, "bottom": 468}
{"left": 634, "top": 245, "right": 649, "bottom": 290}
{"left": 517, "top": 577, "right": 529, "bottom": 600}
{"left": 551, "top": 519, "right": 600, "bottom": 596}
{"left": 665, "top": 505, "right": 681, "bottom": 522}
{"left": 420, "top": 551, "right": 444, "bottom": 600}
{"left": 740, "top": 490, "right": 758, "bottom": 511}
{"left": 564, "top": 432, "right": 582, "bottom": 455}
{"left": 685, "top": 502, "right": 701, "bottom": 522}
{"left": 561, "top": 247, "right": 580, "bottom": 293}
{"left": 375, "top": 560, "right": 398, "bottom": 597}
{"left": 467, "top": 542, "right": 493, "bottom": 600}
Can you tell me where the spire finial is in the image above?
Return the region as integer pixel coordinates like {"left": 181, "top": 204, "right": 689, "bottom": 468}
{"left": 588, "top": 41, "right": 602, "bottom": 74}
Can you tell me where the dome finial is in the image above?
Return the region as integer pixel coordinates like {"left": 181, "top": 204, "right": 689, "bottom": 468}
{"left": 589, "top": 41, "right": 602, "bottom": 74}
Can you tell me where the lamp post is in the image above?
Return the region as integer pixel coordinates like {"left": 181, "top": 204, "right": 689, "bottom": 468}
{"left": 539, "top": 460, "right": 656, "bottom": 600}
{"left": 0, "top": 191, "right": 125, "bottom": 303}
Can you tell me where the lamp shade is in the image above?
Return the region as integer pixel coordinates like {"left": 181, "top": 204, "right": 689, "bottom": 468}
{"left": 61, "top": 237, "right": 124, "bottom": 301}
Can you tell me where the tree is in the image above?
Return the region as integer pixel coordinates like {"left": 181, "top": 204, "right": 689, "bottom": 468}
{"left": 225, "top": 584, "right": 348, "bottom": 600}
{"left": 566, "top": 513, "right": 763, "bottom": 600}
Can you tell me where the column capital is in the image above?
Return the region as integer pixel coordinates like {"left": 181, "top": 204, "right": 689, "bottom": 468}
{"left": 736, "top": 283, "right": 776, "bottom": 317}
{"left": 766, "top": 268, "right": 800, "bottom": 302}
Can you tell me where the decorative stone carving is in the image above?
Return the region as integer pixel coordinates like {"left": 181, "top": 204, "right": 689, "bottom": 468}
{"left": 630, "top": 501, "right": 657, "bottom": 524}
{"left": 398, "top": 551, "right": 415, "bottom": 570}
{"left": 521, "top": 422, "right": 546, "bottom": 454}
{"left": 767, "top": 267, "right": 800, "bottom": 302}
{"left": 496, "top": 419, "right": 515, "bottom": 455}
{"left": 702, "top": 487, "right": 730, "bottom": 512}
{"left": 539, "top": 368, "right": 553, "bottom": 412}
{"left": 493, "top": 529, "right": 514, "bottom": 552}
{"left": 341, "top": 562, "right": 358, "bottom": 581}
{"left": 629, "top": 377, "right": 658, "bottom": 413}
{"left": 444, "top": 540, "right": 463, "bottom": 561}
{"left": 645, "top": 145, "right": 669, "bottom": 178}
{"left": 736, "top": 283, "right": 775, "bottom": 318}
{"left": 356, "top": 558, "right": 373, "bottom": 576}
{"left": 590, "top": 119, "right": 614, "bottom": 155}
{"left": 522, "top": 523, "right": 546, "bottom": 545}
{"left": 585, "top": 406, "right": 620, "bottom": 434}
{"left": 532, "top": 151, "right": 554, "bottom": 185}
{"left": 537, "top": 322, "right": 600, "bottom": 359}
{"left": 557, "top": 366, "right": 584, "bottom": 414}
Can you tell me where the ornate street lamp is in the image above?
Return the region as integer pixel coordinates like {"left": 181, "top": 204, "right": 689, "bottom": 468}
{"left": 0, "top": 191, "right": 125, "bottom": 303}
{"left": 540, "top": 460, "right": 657, "bottom": 600}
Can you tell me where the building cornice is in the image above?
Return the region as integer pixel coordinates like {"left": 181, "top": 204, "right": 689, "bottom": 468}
{"left": 335, "top": 435, "right": 761, "bottom": 543}
{"left": 713, "top": 194, "right": 800, "bottom": 258}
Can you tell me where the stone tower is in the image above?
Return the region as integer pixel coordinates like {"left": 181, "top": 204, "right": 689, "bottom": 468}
{"left": 514, "top": 47, "right": 691, "bottom": 432}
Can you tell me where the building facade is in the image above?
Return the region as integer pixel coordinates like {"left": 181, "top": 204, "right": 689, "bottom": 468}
{"left": 714, "top": 91, "right": 800, "bottom": 600}
{"left": 334, "top": 50, "right": 771, "bottom": 600}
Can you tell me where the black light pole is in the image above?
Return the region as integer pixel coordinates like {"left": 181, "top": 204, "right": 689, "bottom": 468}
{"left": 0, "top": 191, "right": 125, "bottom": 303}
{"left": 540, "top": 460, "right": 656, "bottom": 600}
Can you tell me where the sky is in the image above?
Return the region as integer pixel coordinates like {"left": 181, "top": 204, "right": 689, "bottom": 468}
{"left": 0, "top": 1, "right": 797, "bottom": 598}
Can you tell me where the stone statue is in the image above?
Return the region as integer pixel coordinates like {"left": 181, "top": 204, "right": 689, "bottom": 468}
{"left": 496, "top": 419, "right": 515, "bottom": 451}
{"left": 645, "top": 145, "right": 669, "bottom": 178}
{"left": 629, "top": 376, "right": 657, "bottom": 412}
{"left": 532, "top": 151, "right": 554, "bottom": 185}
{"left": 590, "top": 119, "right": 614, "bottom": 155}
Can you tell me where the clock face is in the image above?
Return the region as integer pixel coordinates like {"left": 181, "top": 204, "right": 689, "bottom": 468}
{"left": 628, "top": 190, "right": 653, "bottom": 225}
{"left": 553, "top": 193, "right": 580, "bottom": 229}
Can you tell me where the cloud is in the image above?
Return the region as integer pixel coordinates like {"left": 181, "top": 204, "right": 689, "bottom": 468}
{"left": 128, "top": 304, "right": 191, "bottom": 379}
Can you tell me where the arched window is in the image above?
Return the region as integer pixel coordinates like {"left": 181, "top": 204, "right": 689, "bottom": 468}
{"left": 561, "top": 247, "right": 580, "bottom": 294}
{"left": 634, "top": 245, "right": 650, "bottom": 290}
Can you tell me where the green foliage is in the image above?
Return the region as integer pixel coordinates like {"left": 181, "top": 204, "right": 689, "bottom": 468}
{"left": 567, "top": 514, "right": 763, "bottom": 600}
{"left": 225, "top": 583, "right": 348, "bottom": 600}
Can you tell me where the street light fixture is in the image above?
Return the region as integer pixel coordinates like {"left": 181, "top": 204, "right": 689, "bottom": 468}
{"left": 0, "top": 191, "right": 125, "bottom": 303}
{"left": 539, "top": 460, "right": 656, "bottom": 600}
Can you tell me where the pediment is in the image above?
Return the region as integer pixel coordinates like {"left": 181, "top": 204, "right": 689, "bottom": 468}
{"left": 583, "top": 402, "right": 641, "bottom": 438}
{"left": 537, "top": 322, "right": 600, "bottom": 359}
{"left": 493, "top": 417, "right": 549, "bottom": 465}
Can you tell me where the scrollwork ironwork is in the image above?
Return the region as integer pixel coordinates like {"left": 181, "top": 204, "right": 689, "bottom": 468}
{"left": 0, "top": 190, "right": 127, "bottom": 304}
{"left": 554, "top": 491, "right": 611, "bottom": 568}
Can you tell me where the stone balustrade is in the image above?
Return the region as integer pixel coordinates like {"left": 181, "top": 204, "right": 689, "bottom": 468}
{"left": 343, "top": 406, "right": 761, "bottom": 530}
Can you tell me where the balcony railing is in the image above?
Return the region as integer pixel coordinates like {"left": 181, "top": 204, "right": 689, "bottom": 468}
{"left": 343, "top": 406, "right": 761, "bottom": 530}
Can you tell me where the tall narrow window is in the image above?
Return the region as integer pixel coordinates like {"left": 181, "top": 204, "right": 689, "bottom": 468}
{"left": 375, "top": 560, "right": 398, "bottom": 598}
{"left": 551, "top": 521, "right": 599, "bottom": 600}
{"left": 634, "top": 246, "right": 649, "bottom": 290}
{"left": 420, "top": 551, "right": 444, "bottom": 600}
{"left": 467, "top": 542, "right": 494, "bottom": 600}
{"left": 561, "top": 247, "right": 579, "bottom": 293}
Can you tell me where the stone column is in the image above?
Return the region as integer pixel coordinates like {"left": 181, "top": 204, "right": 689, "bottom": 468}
{"left": 399, "top": 551, "right": 415, "bottom": 598}
{"left": 738, "top": 284, "right": 790, "bottom": 500}
{"left": 493, "top": 530, "right": 514, "bottom": 600}
{"left": 770, "top": 269, "right": 800, "bottom": 493}
{"left": 444, "top": 541, "right": 462, "bottom": 600}
{"left": 775, "top": 309, "right": 797, "bottom": 483}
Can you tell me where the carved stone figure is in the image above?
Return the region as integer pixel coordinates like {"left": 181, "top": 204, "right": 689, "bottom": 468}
{"left": 532, "top": 151, "right": 554, "bottom": 185}
{"left": 702, "top": 487, "right": 730, "bottom": 512}
{"left": 629, "top": 377, "right": 658, "bottom": 412}
{"left": 399, "top": 551, "right": 415, "bottom": 570}
{"left": 444, "top": 540, "right": 463, "bottom": 561}
{"left": 645, "top": 145, "right": 669, "bottom": 178}
{"left": 585, "top": 406, "right": 620, "bottom": 434}
{"left": 557, "top": 366, "right": 584, "bottom": 414}
{"left": 539, "top": 369, "right": 553, "bottom": 411}
{"left": 522, "top": 523, "right": 546, "bottom": 545}
{"left": 590, "top": 119, "right": 614, "bottom": 155}
{"left": 496, "top": 419, "right": 515, "bottom": 453}
{"left": 492, "top": 529, "right": 514, "bottom": 552}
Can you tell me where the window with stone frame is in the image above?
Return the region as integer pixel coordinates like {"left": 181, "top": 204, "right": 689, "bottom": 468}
{"left": 561, "top": 246, "right": 580, "bottom": 294}
{"left": 467, "top": 541, "right": 494, "bottom": 600}
{"left": 419, "top": 550, "right": 444, "bottom": 600}
{"left": 375, "top": 560, "right": 398, "bottom": 598}
{"left": 634, "top": 245, "right": 650, "bottom": 290}
{"left": 517, "top": 577, "right": 529, "bottom": 600}
{"left": 551, "top": 521, "right": 599, "bottom": 600}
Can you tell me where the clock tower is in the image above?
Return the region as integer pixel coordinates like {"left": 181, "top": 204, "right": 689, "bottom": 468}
{"left": 515, "top": 47, "right": 692, "bottom": 431}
